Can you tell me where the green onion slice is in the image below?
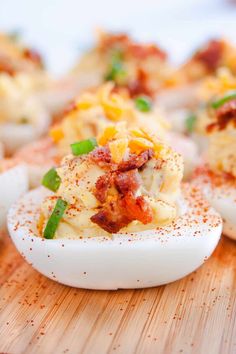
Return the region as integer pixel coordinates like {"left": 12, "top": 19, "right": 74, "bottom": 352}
{"left": 71, "top": 138, "right": 97, "bottom": 156}
{"left": 211, "top": 92, "right": 236, "bottom": 109}
{"left": 105, "top": 49, "right": 127, "bottom": 84}
{"left": 135, "top": 96, "right": 152, "bottom": 112}
{"left": 43, "top": 199, "right": 67, "bottom": 239}
{"left": 42, "top": 168, "right": 61, "bottom": 192}
{"left": 185, "top": 113, "right": 197, "bottom": 134}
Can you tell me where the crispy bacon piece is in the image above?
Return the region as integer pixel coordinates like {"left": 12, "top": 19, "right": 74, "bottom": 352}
{"left": 114, "top": 170, "right": 141, "bottom": 195}
{"left": 90, "top": 146, "right": 112, "bottom": 166}
{"left": 207, "top": 99, "right": 236, "bottom": 132}
{"left": 121, "top": 193, "right": 153, "bottom": 224}
{"left": 91, "top": 201, "right": 132, "bottom": 233}
{"left": 127, "top": 68, "right": 153, "bottom": 98}
{"left": 129, "top": 43, "right": 166, "bottom": 61}
{"left": 100, "top": 33, "right": 166, "bottom": 61}
{"left": 23, "top": 48, "right": 44, "bottom": 68}
{"left": 94, "top": 169, "right": 141, "bottom": 204}
{"left": 193, "top": 39, "right": 224, "bottom": 72}
{"left": 91, "top": 148, "right": 154, "bottom": 233}
{"left": 91, "top": 192, "right": 153, "bottom": 233}
{"left": 0, "top": 57, "right": 15, "bottom": 75}
{"left": 118, "top": 149, "right": 153, "bottom": 172}
{"left": 94, "top": 173, "right": 113, "bottom": 203}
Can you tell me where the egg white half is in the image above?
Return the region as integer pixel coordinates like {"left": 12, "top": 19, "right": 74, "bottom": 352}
{"left": 0, "top": 164, "right": 28, "bottom": 229}
{"left": 0, "top": 109, "right": 50, "bottom": 155}
{"left": 193, "top": 167, "right": 236, "bottom": 240}
{"left": 7, "top": 184, "right": 222, "bottom": 290}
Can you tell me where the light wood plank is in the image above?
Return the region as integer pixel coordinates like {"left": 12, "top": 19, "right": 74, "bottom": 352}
{"left": 0, "top": 231, "right": 235, "bottom": 354}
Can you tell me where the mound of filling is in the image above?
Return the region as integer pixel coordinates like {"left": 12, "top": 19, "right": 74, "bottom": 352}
{"left": 205, "top": 91, "right": 236, "bottom": 178}
{"left": 184, "top": 69, "right": 236, "bottom": 136}
{"left": 72, "top": 31, "right": 172, "bottom": 97}
{"left": 0, "top": 73, "right": 48, "bottom": 127}
{"left": 0, "top": 32, "right": 43, "bottom": 75}
{"left": 50, "top": 83, "right": 169, "bottom": 156}
{"left": 40, "top": 124, "right": 183, "bottom": 238}
{"left": 179, "top": 39, "right": 236, "bottom": 83}
{"left": 0, "top": 33, "right": 50, "bottom": 130}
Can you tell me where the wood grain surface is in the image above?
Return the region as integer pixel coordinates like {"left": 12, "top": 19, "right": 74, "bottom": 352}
{"left": 0, "top": 230, "right": 235, "bottom": 354}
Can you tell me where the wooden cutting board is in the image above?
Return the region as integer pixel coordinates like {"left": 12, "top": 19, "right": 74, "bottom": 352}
{"left": 0, "top": 230, "right": 235, "bottom": 354}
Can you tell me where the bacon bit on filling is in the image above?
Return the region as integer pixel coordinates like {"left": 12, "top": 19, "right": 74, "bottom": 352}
{"left": 91, "top": 147, "right": 154, "bottom": 232}
{"left": 99, "top": 33, "right": 167, "bottom": 61}
{"left": 0, "top": 57, "right": 15, "bottom": 75}
{"left": 118, "top": 149, "right": 153, "bottom": 171}
{"left": 90, "top": 146, "right": 112, "bottom": 167}
{"left": 23, "top": 48, "right": 44, "bottom": 68}
{"left": 193, "top": 39, "right": 224, "bottom": 73}
{"left": 207, "top": 99, "right": 236, "bottom": 132}
{"left": 127, "top": 68, "right": 153, "bottom": 98}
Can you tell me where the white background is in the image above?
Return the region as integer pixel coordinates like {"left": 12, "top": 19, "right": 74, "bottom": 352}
{"left": 0, "top": 0, "right": 236, "bottom": 75}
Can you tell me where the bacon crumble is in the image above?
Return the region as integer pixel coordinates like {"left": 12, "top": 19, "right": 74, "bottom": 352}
{"left": 207, "top": 99, "right": 236, "bottom": 132}
{"left": 91, "top": 148, "right": 154, "bottom": 232}
{"left": 193, "top": 39, "right": 224, "bottom": 73}
{"left": 99, "top": 33, "right": 167, "bottom": 61}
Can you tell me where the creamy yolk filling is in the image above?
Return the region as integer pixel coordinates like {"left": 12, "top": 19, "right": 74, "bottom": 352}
{"left": 187, "top": 69, "right": 236, "bottom": 136}
{"left": 0, "top": 32, "right": 43, "bottom": 74}
{"left": 50, "top": 83, "right": 169, "bottom": 157}
{"left": 207, "top": 128, "right": 236, "bottom": 179}
{"left": 0, "top": 73, "right": 48, "bottom": 126}
{"left": 203, "top": 90, "right": 236, "bottom": 179}
{"left": 40, "top": 124, "right": 184, "bottom": 238}
{"left": 178, "top": 39, "right": 236, "bottom": 83}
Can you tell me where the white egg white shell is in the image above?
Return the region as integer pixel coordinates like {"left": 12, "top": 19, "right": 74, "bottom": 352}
{"left": 193, "top": 168, "right": 236, "bottom": 240}
{"left": 7, "top": 185, "right": 222, "bottom": 289}
{"left": 0, "top": 164, "right": 28, "bottom": 229}
{"left": 0, "top": 110, "right": 50, "bottom": 155}
{"left": 38, "top": 77, "right": 86, "bottom": 116}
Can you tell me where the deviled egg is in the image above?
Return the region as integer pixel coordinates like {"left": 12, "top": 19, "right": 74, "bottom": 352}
{"left": 8, "top": 124, "right": 222, "bottom": 289}
{"left": 0, "top": 32, "right": 51, "bottom": 153}
{"left": 157, "top": 39, "right": 236, "bottom": 128}
{"left": 193, "top": 91, "right": 236, "bottom": 240}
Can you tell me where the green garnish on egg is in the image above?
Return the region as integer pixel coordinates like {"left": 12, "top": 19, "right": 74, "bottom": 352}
{"left": 42, "top": 168, "right": 61, "bottom": 192}
{"left": 135, "top": 96, "right": 152, "bottom": 112}
{"left": 211, "top": 92, "right": 236, "bottom": 109}
{"left": 105, "top": 49, "right": 127, "bottom": 84}
{"left": 71, "top": 138, "right": 97, "bottom": 156}
{"left": 185, "top": 113, "right": 197, "bottom": 134}
{"left": 43, "top": 198, "right": 68, "bottom": 239}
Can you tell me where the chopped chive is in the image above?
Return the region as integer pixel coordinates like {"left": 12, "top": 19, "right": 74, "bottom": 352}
{"left": 105, "top": 62, "right": 127, "bottom": 82}
{"left": 42, "top": 168, "right": 61, "bottom": 192}
{"left": 43, "top": 198, "right": 67, "bottom": 239}
{"left": 71, "top": 138, "right": 97, "bottom": 156}
{"left": 135, "top": 96, "right": 152, "bottom": 112}
{"left": 105, "top": 49, "right": 127, "bottom": 84}
{"left": 185, "top": 113, "right": 197, "bottom": 133}
{"left": 211, "top": 92, "right": 236, "bottom": 109}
